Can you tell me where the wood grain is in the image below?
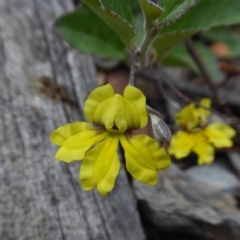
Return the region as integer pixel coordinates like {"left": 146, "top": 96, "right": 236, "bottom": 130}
{"left": 0, "top": 1, "right": 145, "bottom": 239}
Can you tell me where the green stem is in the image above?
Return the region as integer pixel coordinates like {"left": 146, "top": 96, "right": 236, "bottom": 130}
{"left": 139, "top": 23, "right": 162, "bottom": 68}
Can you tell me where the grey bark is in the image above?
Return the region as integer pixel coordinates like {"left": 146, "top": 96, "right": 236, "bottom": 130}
{"left": 0, "top": 1, "right": 145, "bottom": 240}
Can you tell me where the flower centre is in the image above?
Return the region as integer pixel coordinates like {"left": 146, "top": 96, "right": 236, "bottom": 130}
{"left": 106, "top": 123, "right": 125, "bottom": 133}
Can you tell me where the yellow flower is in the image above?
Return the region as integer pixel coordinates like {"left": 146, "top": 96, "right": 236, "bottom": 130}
{"left": 168, "top": 99, "right": 236, "bottom": 165}
{"left": 50, "top": 84, "right": 171, "bottom": 195}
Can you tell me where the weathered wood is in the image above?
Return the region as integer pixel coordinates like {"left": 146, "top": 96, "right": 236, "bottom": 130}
{"left": 0, "top": 1, "right": 145, "bottom": 239}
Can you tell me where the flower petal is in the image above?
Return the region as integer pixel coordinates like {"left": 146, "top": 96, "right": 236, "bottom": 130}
{"left": 197, "top": 98, "right": 211, "bottom": 125}
{"left": 54, "top": 125, "right": 108, "bottom": 163}
{"left": 80, "top": 135, "right": 120, "bottom": 195}
{"left": 192, "top": 133, "right": 214, "bottom": 165}
{"left": 120, "top": 135, "right": 171, "bottom": 185}
{"left": 50, "top": 122, "right": 94, "bottom": 146}
{"left": 123, "top": 85, "right": 148, "bottom": 129}
{"left": 168, "top": 131, "right": 194, "bottom": 159}
{"left": 94, "top": 94, "right": 128, "bottom": 132}
{"left": 203, "top": 123, "right": 236, "bottom": 148}
{"left": 175, "top": 103, "right": 198, "bottom": 130}
{"left": 84, "top": 84, "right": 148, "bottom": 132}
{"left": 84, "top": 84, "right": 114, "bottom": 124}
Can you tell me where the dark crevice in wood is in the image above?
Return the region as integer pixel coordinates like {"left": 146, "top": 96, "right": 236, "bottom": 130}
{"left": 9, "top": 90, "right": 27, "bottom": 158}
{"left": 10, "top": 112, "right": 27, "bottom": 159}
{"left": 45, "top": 172, "right": 66, "bottom": 240}
{"left": 0, "top": 29, "right": 6, "bottom": 71}
{"left": 72, "top": 0, "right": 81, "bottom": 7}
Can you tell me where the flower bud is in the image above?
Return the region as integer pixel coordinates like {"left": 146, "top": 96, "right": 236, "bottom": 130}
{"left": 147, "top": 106, "right": 172, "bottom": 144}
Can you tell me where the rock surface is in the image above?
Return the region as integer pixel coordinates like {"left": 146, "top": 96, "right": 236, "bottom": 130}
{"left": 134, "top": 164, "right": 240, "bottom": 240}
{"left": 187, "top": 159, "right": 240, "bottom": 192}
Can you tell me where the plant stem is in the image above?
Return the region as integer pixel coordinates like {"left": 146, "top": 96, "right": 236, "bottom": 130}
{"left": 185, "top": 38, "right": 233, "bottom": 117}
{"left": 129, "top": 49, "right": 139, "bottom": 86}
{"left": 139, "top": 31, "right": 154, "bottom": 67}
{"left": 139, "top": 22, "right": 162, "bottom": 68}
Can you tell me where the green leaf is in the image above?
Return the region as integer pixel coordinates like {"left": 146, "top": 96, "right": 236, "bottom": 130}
{"left": 153, "top": 30, "right": 194, "bottom": 58}
{"left": 154, "top": 0, "right": 240, "bottom": 58}
{"left": 132, "top": 12, "right": 145, "bottom": 47}
{"left": 82, "top": 0, "right": 136, "bottom": 47}
{"left": 138, "top": 0, "right": 164, "bottom": 24}
{"left": 159, "top": 0, "right": 199, "bottom": 27}
{"left": 162, "top": 43, "right": 223, "bottom": 82}
{"left": 131, "top": 0, "right": 163, "bottom": 48}
{"left": 204, "top": 28, "right": 240, "bottom": 58}
{"left": 162, "top": 0, "right": 240, "bottom": 34}
{"left": 130, "top": 0, "right": 141, "bottom": 13}
{"left": 56, "top": 6, "right": 126, "bottom": 58}
{"left": 101, "top": 0, "right": 133, "bottom": 24}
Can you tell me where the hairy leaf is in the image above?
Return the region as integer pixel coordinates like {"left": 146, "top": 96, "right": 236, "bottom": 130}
{"left": 154, "top": 0, "right": 240, "bottom": 58}
{"left": 82, "top": 0, "right": 135, "bottom": 47}
{"left": 101, "top": 0, "right": 133, "bottom": 24}
{"left": 162, "top": 0, "right": 240, "bottom": 34}
{"left": 138, "top": 0, "right": 164, "bottom": 23}
{"left": 159, "top": 0, "right": 199, "bottom": 27}
{"left": 56, "top": 6, "right": 126, "bottom": 58}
